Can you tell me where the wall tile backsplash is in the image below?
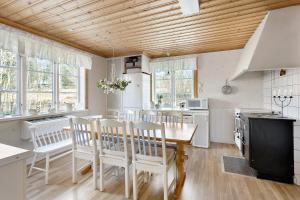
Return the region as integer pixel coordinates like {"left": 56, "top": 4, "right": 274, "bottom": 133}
{"left": 263, "top": 69, "right": 300, "bottom": 119}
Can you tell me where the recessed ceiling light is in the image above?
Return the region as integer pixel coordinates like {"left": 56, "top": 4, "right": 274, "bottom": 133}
{"left": 178, "top": 0, "right": 200, "bottom": 16}
{"left": 68, "top": 28, "right": 74, "bottom": 32}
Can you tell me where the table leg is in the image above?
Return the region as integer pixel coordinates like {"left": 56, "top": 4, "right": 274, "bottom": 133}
{"left": 174, "top": 142, "right": 186, "bottom": 197}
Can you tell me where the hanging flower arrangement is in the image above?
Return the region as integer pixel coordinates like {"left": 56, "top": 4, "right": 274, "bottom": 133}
{"left": 97, "top": 78, "right": 131, "bottom": 94}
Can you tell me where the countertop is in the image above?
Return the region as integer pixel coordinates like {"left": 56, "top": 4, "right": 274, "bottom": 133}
{"left": 144, "top": 108, "right": 209, "bottom": 112}
{"left": 0, "top": 143, "right": 31, "bottom": 167}
{"left": 241, "top": 113, "right": 296, "bottom": 121}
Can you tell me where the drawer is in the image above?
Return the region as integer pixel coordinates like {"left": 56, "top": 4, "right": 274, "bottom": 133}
{"left": 295, "top": 138, "right": 300, "bottom": 151}
{"left": 294, "top": 126, "right": 300, "bottom": 138}
{"left": 295, "top": 150, "right": 300, "bottom": 162}
{"left": 295, "top": 162, "right": 300, "bottom": 174}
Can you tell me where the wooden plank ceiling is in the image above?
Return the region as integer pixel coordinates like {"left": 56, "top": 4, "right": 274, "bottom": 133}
{"left": 0, "top": 0, "right": 300, "bottom": 58}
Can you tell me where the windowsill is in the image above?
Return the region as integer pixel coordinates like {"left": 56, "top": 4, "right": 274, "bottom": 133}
{"left": 0, "top": 109, "right": 88, "bottom": 123}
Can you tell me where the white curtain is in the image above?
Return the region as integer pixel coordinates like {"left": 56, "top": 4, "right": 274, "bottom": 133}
{"left": 0, "top": 28, "right": 18, "bottom": 53}
{"left": 150, "top": 56, "right": 197, "bottom": 72}
{"left": 0, "top": 23, "right": 92, "bottom": 69}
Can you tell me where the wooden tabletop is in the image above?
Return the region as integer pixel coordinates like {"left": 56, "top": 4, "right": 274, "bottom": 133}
{"left": 64, "top": 122, "right": 197, "bottom": 144}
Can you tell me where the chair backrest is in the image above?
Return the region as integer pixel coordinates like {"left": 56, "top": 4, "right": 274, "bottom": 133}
{"left": 162, "top": 111, "right": 183, "bottom": 125}
{"left": 69, "top": 117, "right": 97, "bottom": 150}
{"left": 129, "top": 121, "right": 167, "bottom": 164}
{"left": 107, "top": 109, "right": 119, "bottom": 117}
{"left": 29, "top": 119, "right": 70, "bottom": 150}
{"left": 140, "top": 110, "right": 162, "bottom": 123}
{"left": 96, "top": 119, "right": 128, "bottom": 159}
{"left": 119, "top": 109, "right": 138, "bottom": 121}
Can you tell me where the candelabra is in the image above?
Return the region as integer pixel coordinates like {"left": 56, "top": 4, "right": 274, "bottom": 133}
{"left": 273, "top": 95, "right": 293, "bottom": 117}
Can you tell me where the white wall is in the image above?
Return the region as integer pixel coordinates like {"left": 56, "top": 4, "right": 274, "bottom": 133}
{"left": 197, "top": 49, "right": 264, "bottom": 143}
{"left": 263, "top": 69, "right": 300, "bottom": 119}
{"left": 88, "top": 55, "right": 107, "bottom": 115}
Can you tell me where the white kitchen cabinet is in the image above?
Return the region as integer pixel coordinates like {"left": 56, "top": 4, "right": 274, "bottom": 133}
{"left": 192, "top": 111, "right": 210, "bottom": 148}
{"left": 0, "top": 143, "right": 31, "bottom": 200}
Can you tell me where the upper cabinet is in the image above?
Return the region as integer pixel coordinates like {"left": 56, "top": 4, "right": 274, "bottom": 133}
{"left": 230, "top": 5, "right": 300, "bottom": 80}
{"left": 123, "top": 54, "right": 150, "bottom": 74}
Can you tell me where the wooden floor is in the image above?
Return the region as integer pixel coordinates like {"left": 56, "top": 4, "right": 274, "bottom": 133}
{"left": 26, "top": 143, "right": 300, "bottom": 200}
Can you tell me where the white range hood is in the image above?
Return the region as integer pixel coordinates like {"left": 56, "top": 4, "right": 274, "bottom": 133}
{"left": 230, "top": 5, "right": 300, "bottom": 80}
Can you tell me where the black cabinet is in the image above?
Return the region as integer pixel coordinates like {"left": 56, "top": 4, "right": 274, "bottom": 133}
{"left": 243, "top": 116, "right": 294, "bottom": 183}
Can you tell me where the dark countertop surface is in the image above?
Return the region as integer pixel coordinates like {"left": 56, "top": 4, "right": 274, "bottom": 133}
{"left": 241, "top": 113, "right": 296, "bottom": 121}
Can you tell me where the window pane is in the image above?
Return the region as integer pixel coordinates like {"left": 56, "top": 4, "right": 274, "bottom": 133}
{"left": 0, "top": 92, "right": 17, "bottom": 115}
{"left": 27, "top": 71, "right": 53, "bottom": 92}
{"left": 154, "top": 70, "right": 172, "bottom": 107}
{"left": 59, "top": 64, "right": 78, "bottom": 76}
{"left": 27, "top": 92, "right": 53, "bottom": 113}
{"left": 175, "top": 70, "right": 193, "bottom": 106}
{"left": 27, "top": 58, "right": 54, "bottom": 113}
{"left": 58, "top": 64, "right": 79, "bottom": 110}
{"left": 0, "top": 67, "right": 17, "bottom": 90}
{"left": 27, "top": 57, "right": 53, "bottom": 73}
{"left": 0, "top": 49, "right": 18, "bottom": 116}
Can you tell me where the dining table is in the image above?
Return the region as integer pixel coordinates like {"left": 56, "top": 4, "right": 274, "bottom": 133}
{"left": 64, "top": 115, "right": 197, "bottom": 197}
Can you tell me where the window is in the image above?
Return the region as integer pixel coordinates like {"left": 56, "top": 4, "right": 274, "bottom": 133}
{"left": 153, "top": 69, "right": 194, "bottom": 108}
{"left": 151, "top": 58, "right": 196, "bottom": 108}
{"left": 58, "top": 64, "right": 80, "bottom": 110}
{"left": 153, "top": 68, "right": 172, "bottom": 107}
{"left": 174, "top": 69, "right": 193, "bottom": 106}
{"left": 0, "top": 48, "right": 19, "bottom": 116}
{"left": 27, "top": 57, "right": 54, "bottom": 113}
{"left": 0, "top": 51, "right": 85, "bottom": 117}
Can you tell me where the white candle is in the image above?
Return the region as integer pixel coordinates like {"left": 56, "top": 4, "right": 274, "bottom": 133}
{"left": 278, "top": 89, "right": 281, "bottom": 96}
{"left": 273, "top": 89, "right": 277, "bottom": 96}
{"left": 289, "top": 88, "right": 293, "bottom": 96}
{"left": 283, "top": 89, "right": 287, "bottom": 96}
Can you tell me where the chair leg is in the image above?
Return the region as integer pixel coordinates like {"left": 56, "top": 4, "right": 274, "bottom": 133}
{"left": 93, "top": 156, "right": 97, "bottom": 190}
{"left": 163, "top": 168, "right": 168, "bottom": 200}
{"left": 173, "top": 163, "right": 177, "bottom": 191}
{"left": 99, "top": 159, "right": 104, "bottom": 192}
{"left": 125, "top": 166, "right": 130, "bottom": 198}
{"left": 133, "top": 166, "right": 138, "bottom": 200}
{"left": 28, "top": 153, "right": 37, "bottom": 177}
{"left": 72, "top": 151, "right": 77, "bottom": 184}
{"left": 45, "top": 154, "right": 50, "bottom": 185}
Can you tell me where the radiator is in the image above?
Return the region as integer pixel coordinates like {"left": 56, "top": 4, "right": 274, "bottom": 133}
{"left": 22, "top": 117, "right": 70, "bottom": 140}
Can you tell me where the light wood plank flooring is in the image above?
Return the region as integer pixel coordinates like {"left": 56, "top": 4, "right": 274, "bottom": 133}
{"left": 26, "top": 143, "right": 300, "bottom": 200}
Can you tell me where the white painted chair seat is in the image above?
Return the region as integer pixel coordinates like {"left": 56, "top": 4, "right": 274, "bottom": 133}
{"left": 135, "top": 147, "right": 175, "bottom": 166}
{"left": 33, "top": 139, "right": 72, "bottom": 154}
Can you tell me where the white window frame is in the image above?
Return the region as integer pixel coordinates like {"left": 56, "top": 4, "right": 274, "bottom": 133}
{"left": 153, "top": 68, "right": 194, "bottom": 108}
{"left": 0, "top": 49, "right": 85, "bottom": 117}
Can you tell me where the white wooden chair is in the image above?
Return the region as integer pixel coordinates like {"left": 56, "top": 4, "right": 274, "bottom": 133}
{"left": 28, "top": 119, "right": 72, "bottom": 184}
{"left": 96, "top": 119, "right": 131, "bottom": 198}
{"left": 162, "top": 111, "right": 183, "bottom": 125}
{"left": 69, "top": 117, "right": 98, "bottom": 190}
{"left": 129, "top": 121, "right": 176, "bottom": 200}
{"left": 140, "top": 110, "right": 162, "bottom": 123}
{"left": 119, "top": 109, "right": 139, "bottom": 121}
